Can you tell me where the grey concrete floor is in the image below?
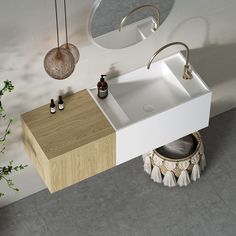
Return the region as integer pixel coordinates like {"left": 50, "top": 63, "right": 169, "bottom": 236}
{"left": 0, "top": 108, "right": 236, "bottom": 236}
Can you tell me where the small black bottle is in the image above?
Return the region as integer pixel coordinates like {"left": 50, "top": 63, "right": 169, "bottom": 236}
{"left": 50, "top": 99, "right": 56, "bottom": 114}
{"left": 58, "top": 96, "right": 64, "bottom": 110}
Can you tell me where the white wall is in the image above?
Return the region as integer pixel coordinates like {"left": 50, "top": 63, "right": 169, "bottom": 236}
{"left": 0, "top": 0, "right": 236, "bottom": 207}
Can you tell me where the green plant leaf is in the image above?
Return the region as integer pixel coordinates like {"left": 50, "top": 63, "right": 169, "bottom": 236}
{"left": 0, "top": 80, "right": 27, "bottom": 197}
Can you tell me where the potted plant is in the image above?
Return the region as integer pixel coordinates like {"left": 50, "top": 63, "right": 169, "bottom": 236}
{"left": 0, "top": 80, "right": 27, "bottom": 197}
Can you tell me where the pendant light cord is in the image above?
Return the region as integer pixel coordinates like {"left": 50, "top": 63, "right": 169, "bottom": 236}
{"left": 63, "top": 0, "right": 69, "bottom": 45}
{"left": 54, "top": 0, "right": 60, "bottom": 49}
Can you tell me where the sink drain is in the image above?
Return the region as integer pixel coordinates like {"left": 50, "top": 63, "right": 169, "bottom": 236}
{"left": 143, "top": 104, "right": 154, "bottom": 112}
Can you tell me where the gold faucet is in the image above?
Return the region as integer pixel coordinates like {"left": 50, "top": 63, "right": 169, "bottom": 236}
{"left": 118, "top": 5, "right": 160, "bottom": 32}
{"left": 147, "top": 42, "right": 192, "bottom": 80}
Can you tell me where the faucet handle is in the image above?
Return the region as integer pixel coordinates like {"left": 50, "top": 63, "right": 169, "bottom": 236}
{"left": 183, "top": 65, "right": 192, "bottom": 80}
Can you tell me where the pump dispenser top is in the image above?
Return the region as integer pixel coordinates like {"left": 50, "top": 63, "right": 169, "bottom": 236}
{"left": 100, "top": 74, "right": 106, "bottom": 82}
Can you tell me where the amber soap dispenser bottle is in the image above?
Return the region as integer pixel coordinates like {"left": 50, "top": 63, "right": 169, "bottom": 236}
{"left": 97, "top": 74, "right": 108, "bottom": 99}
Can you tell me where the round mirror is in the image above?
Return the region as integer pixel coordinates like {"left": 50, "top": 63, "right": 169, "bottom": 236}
{"left": 91, "top": 0, "right": 175, "bottom": 49}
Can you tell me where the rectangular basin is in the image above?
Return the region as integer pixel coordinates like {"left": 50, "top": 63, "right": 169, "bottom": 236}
{"left": 89, "top": 53, "right": 211, "bottom": 165}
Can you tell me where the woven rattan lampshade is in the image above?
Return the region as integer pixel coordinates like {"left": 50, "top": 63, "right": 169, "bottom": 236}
{"left": 60, "top": 43, "right": 80, "bottom": 64}
{"left": 44, "top": 47, "right": 75, "bottom": 80}
{"left": 44, "top": 0, "right": 75, "bottom": 80}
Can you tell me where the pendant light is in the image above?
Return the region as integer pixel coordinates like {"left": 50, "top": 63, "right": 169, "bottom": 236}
{"left": 60, "top": 0, "right": 80, "bottom": 64}
{"left": 44, "top": 0, "right": 75, "bottom": 80}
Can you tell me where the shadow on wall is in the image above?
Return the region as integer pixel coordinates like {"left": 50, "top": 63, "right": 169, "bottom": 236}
{"left": 189, "top": 43, "right": 236, "bottom": 117}
{"left": 106, "top": 64, "right": 121, "bottom": 80}
{"left": 168, "top": 16, "right": 211, "bottom": 46}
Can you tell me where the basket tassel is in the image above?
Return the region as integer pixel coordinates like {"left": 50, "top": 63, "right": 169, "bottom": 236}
{"left": 143, "top": 155, "right": 152, "bottom": 175}
{"left": 191, "top": 164, "right": 200, "bottom": 181}
{"left": 151, "top": 166, "right": 162, "bottom": 183}
{"left": 200, "top": 154, "right": 206, "bottom": 171}
{"left": 177, "top": 170, "right": 191, "bottom": 187}
{"left": 142, "top": 154, "right": 147, "bottom": 162}
{"left": 163, "top": 171, "right": 176, "bottom": 187}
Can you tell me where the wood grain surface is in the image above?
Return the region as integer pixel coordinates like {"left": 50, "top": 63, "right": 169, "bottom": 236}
{"left": 21, "top": 90, "right": 114, "bottom": 160}
{"left": 21, "top": 89, "right": 116, "bottom": 192}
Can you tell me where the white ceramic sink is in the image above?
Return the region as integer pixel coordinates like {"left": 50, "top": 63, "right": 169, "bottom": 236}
{"left": 94, "top": 17, "right": 157, "bottom": 49}
{"left": 89, "top": 53, "right": 211, "bottom": 165}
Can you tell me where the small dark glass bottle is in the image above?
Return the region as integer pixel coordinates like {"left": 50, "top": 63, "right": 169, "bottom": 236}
{"left": 97, "top": 75, "right": 108, "bottom": 99}
{"left": 50, "top": 99, "right": 56, "bottom": 114}
{"left": 58, "top": 96, "right": 64, "bottom": 110}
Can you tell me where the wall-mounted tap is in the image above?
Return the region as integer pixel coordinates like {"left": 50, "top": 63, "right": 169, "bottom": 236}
{"left": 118, "top": 5, "right": 160, "bottom": 32}
{"left": 147, "top": 42, "right": 192, "bottom": 80}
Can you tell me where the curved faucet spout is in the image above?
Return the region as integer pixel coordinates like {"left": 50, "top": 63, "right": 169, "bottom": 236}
{"left": 147, "top": 42, "right": 192, "bottom": 80}
{"left": 118, "top": 5, "right": 160, "bottom": 32}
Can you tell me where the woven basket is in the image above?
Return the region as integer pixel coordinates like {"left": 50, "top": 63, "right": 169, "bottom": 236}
{"left": 143, "top": 132, "right": 206, "bottom": 187}
{"left": 152, "top": 132, "right": 202, "bottom": 177}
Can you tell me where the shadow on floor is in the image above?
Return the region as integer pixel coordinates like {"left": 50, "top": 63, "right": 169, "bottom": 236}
{"left": 201, "top": 107, "right": 236, "bottom": 170}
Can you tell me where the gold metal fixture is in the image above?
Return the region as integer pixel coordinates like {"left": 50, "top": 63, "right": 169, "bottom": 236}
{"left": 147, "top": 42, "right": 192, "bottom": 80}
{"left": 118, "top": 5, "right": 160, "bottom": 32}
{"left": 60, "top": 0, "right": 80, "bottom": 64}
